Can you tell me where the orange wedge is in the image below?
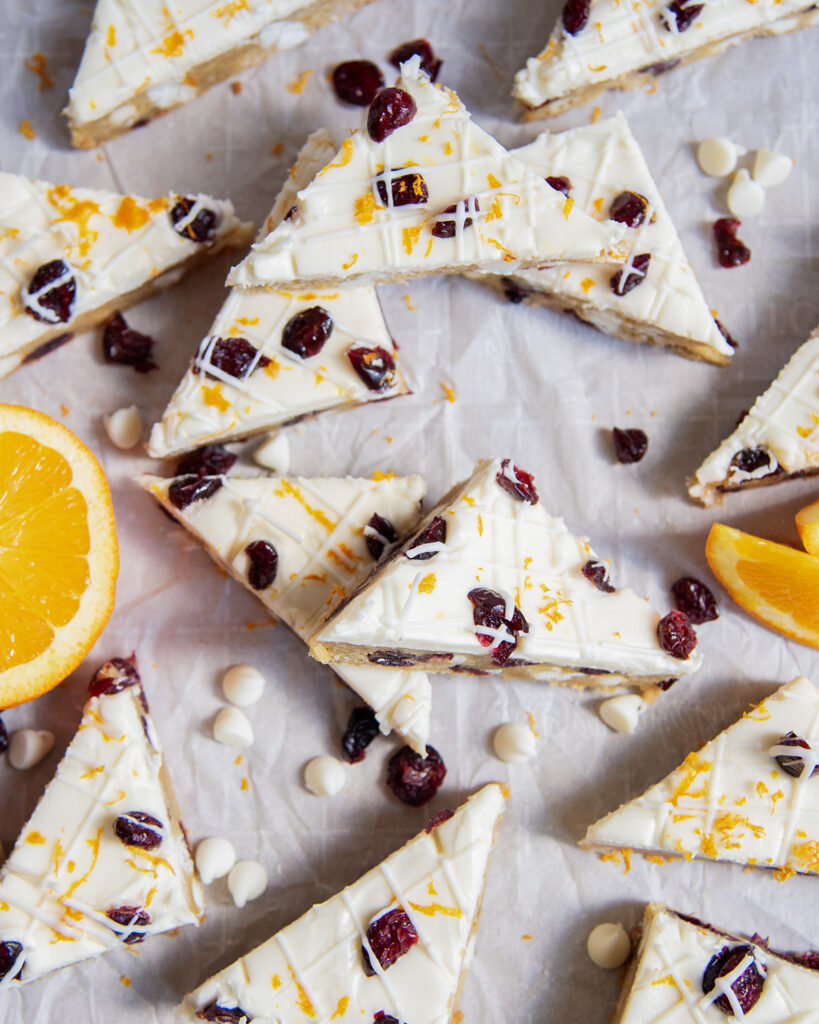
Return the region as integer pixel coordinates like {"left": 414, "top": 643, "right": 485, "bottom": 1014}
{"left": 705, "top": 522, "right": 819, "bottom": 649}
{"left": 0, "top": 405, "right": 118, "bottom": 707}
{"left": 795, "top": 496, "right": 819, "bottom": 557}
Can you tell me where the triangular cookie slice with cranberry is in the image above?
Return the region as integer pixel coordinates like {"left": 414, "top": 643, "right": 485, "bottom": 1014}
{"left": 513, "top": 0, "right": 819, "bottom": 118}
{"left": 481, "top": 113, "right": 734, "bottom": 366}
{"left": 0, "top": 172, "right": 253, "bottom": 379}
{"left": 310, "top": 457, "right": 701, "bottom": 694}
{"left": 584, "top": 675, "right": 819, "bottom": 877}
{"left": 689, "top": 322, "right": 819, "bottom": 505}
{"left": 66, "top": 0, "right": 376, "bottom": 148}
{"left": 227, "top": 57, "right": 627, "bottom": 292}
{"left": 176, "top": 783, "right": 505, "bottom": 1024}
{"left": 140, "top": 468, "right": 431, "bottom": 752}
{"left": 0, "top": 658, "right": 203, "bottom": 989}
{"left": 615, "top": 903, "right": 819, "bottom": 1022}
{"left": 149, "top": 130, "right": 408, "bottom": 460}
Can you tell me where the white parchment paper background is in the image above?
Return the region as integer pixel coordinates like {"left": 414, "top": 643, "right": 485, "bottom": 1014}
{"left": 1, "top": 1, "right": 819, "bottom": 1020}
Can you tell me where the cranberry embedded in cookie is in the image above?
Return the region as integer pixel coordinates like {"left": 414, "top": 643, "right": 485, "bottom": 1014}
{"left": 114, "top": 811, "right": 164, "bottom": 849}
{"left": 545, "top": 175, "right": 572, "bottom": 196}
{"left": 177, "top": 445, "right": 237, "bottom": 479}
{"left": 425, "top": 808, "right": 454, "bottom": 832}
{"left": 496, "top": 459, "right": 539, "bottom": 504}
{"left": 364, "top": 513, "right": 398, "bottom": 560}
{"left": 363, "top": 907, "right": 419, "bottom": 975}
{"left": 562, "top": 0, "right": 591, "bottom": 34}
{"left": 610, "top": 253, "right": 651, "bottom": 295}
{"left": 245, "top": 540, "right": 278, "bottom": 590}
{"left": 702, "top": 944, "right": 765, "bottom": 1015}
{"left": 281, "top": 306, "right": 334, "bottom": 359}
{"left": 405, "top": 516, "right": 447, "bottom": 560}
{"left": 367, "top": 87, "right": 417, "bottom": 143}
{"left": 171, "top": 197, "right": 219, "bottom": 243}
{"left": 375, "top": 171, "right": 428, "bottom": 208}
{"left": 168, "top": 474, "right": 223, "bottom": 512}
{"left": 195, "top": 1004, "right": 250, "bottom": 1023}
{"left": 88, "top": 657, "right": 140, "bottom": 698}
{"left": 204, "top": 337, "right": 271, "bottom": 379}
{"left": 431, "top": 197, "right": 479, "bottom": 238}
{"left": 662, "top": 0, "right": 705, "bottom": 32}
{"left": 468, "top": 587, "right": 530, "bottom": 665}
{"left": 23, "top": 260, "right": 77, "bottom": 324}
{"left": 582, "top": 561, "right": 615, "bottom": 592}
{"left": 106, "top": 905, "right": 150, "bottom": 944}
{"left": 609, "top": 190, "right": 649, "bottom": 227}
{"left": 771, "top": 732, "right": 819, "bottom": 778}
{"left": 347, "top": 346, "right": 397, "bottom": 391}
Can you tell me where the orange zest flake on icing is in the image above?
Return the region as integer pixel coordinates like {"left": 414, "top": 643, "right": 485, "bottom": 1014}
{"left": 587, "top": 63, "right": 607, "bottom": 71}
{"left": 144, "top": 885, "right": 158, "bottom": 907}
{"left": 129, "top": 848, "right": 175, "bottom": 876}
{"left": 272, "top": 974, "right": 282, "bottom": 989}
{"left": 105, "top": 789, "right": 127, "bottom": 805}
{"left": 593, "top": 197, "right": 604, "bottom": 215}
{"left": 236, "top": 316, "right": 259, "bottom": 326}
{"left": 280, "top": 478, "right": 336, "bottom": 531}
{"left": 80, "top": 764, "right": 105, "bottom": 779}
{"left": 289, "top": 967, "right": 316, "bottom": 1018}
{"left": 106, "top": 24, "right": 116, "bottom": 47}
{"left": 264, "top": 357, "right": 281, "bottom": 380}
{"left": 770, "top": 789, "right": 785, "bottom": 813}
{"left": 651, "top": 975, "right": 676, "bottom": 986}
{"left": 477, "top": 514, "right": 484, "bottom": 537}
{"left": 745, "top": 700, "right": 771, "bottom": 721}
{"left": 418, "top": 573, "right": 436, "bottom": 594}
{"left": 342, "top": 254, "right": 358, "bottom": 270}
{"left": 325, "top": 584, "right": 347, "bottom": 608}
{"left": 25, "top": 831, "right": 46, "bottom": 845}
{"left": 487, "top": 173, "right": 502, "bottom": 189}
{"left": 201, "top": 384, "right": 231, "bottom": 412}
{"left": 113, "top": 195, "right": 154, "bottom": 232}
{"left": 527, "top": 712, "right": 539, "bottom": 737}
{"left": 25, "top": 53, "right": 54, "bottom": 90}
{"left": 774, "top": 864, "right": 796, "bottom": 882}
{"left": 427, "top": 879, "right": 438, "bottom": 896}
{"left": 46, "top": 185, "right": 102, "bottom": 257}
{"left": 486, "top": 237, "right": 515, "bottom": 262}
{"left": 797, "top": 414, "right": 819, "bottom": 438}
{"left": 409, "top": 900, "right": 463, "bottom": 918}
{"left": 152, "top": 28, "right": 193, "bottom": 59}
{"left": 791, "top": 840, "right": 819, "bottom": 872}
{"left": 304, "top": 572, "right": 328, "bottom": 583}
{"left": 403, "top": 225, "right": 422, "bottom": 255}
{"left": 461, "top": 495, "right": 476, "bottom": 506}
{"left": 327, "top": 549, "right": 356, "bottom": 573}
{"left": 372, "top": 469, "right": 395, "bottom": 481}
{"left": 757, "top": 780, "right": 769, "bottom": 797}
{"left": 562, "top": 196, "right": 574, "bottom": 220}
{"left": 286, "top": 69, "right": 313, "bottom": 94}
{"left": 331, "top": 997, "right": 349, "bottom": 1019}
{"left": 668, "top": 752, "right": 712, "bottom": 807}
{"left": 19, "top": 119, "right": 36, "bottom": 140}
{"left": 213, "top": 0, "right": 250, "bottom": 20}
{"left": 354, "top": 193, "right": 377, "bottom": 224}
{"left": 580, "top": 277, "right": 595, "bottom": 293}
{"left": 443, "top": 141, "right": 453, "bottom": 155}
{"left": 61, "top": 829, "right": 103, "bottom": 904}
{"left": 537, "top": 584, "right": 570, "bottom": 630}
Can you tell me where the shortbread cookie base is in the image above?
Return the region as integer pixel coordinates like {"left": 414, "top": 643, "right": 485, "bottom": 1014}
{"left": 68, "top": 0, "right": 374, "bottom": 148}
{"left": 519, "top": 6, "right": 819, "bottom": 119}
{"left": 687, "top": 464, "right": 819, "bottom": 507}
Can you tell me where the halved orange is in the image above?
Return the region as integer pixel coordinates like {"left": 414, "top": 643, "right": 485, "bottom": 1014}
{"left": 706, "top": 522, "right": 819, "bottom": 649}
{"left": 795, "top": 496, "right": 819, "bottom": 557}
{"left": 0, "top": 405, "right": 118, "bottom": 707}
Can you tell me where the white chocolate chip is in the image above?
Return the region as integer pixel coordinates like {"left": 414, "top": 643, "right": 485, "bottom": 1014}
{"left": 492, "top": 722, "right": 536, "bottom": 763}
{"left": 254, "top": 433, "right": 290, "bottom": 473}
{"left": 227, "top": 860, "right": 268, "bottom": 908}
{"left": 103, "top": 405, "right": 142, "bottom": 449}
{"left": 212, "top": 707, "right": 254, "bottom": 748}
{"left": 727, "top": 168, "right": 765, "bottom": 218}
{"left": 195, "top": 837, "right": 237, "bottom": 885}
{"left": 599, "top": 695, "right": 647, "bottom": 734}
{"left": 752, "top": 148, "right": 793, "bottom": 188}
{"left": 9, "top": 729, "right": 55, "bottom": 770}
{"left": 587, "top": 922, "right": 632, "bottom": 969}
{"left": 696, "top": 137, "right": 741, "bottom": 177}
{"left": 222, "top": 665, "right": 266, "bottom": 707}
{"left": 304, "top": 755, "right": 347, "bottom": 796}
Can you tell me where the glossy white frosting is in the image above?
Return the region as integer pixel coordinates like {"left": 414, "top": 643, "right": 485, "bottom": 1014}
{"left": 229, "top": 57, "right": 627, "bottom": 291}
{"left": 502, "top": 114, "right": 732, "bottom": 360}
{"left": 619, "top": 904, "right": 819, "bottom": 1022}
{"left": 586, "top": 676, "right": 819, "bottom": 875}
{"left": 0, "top": 172, "right": 251, "bottom": 378}
{"left": 141, "top": 471, "right": 433, "bottom": 753}
{"left": 176, "top": 783, "right": 505, "bottom": 1023}
{"left": 513, "top": 0, "right": 819, "bottom": 110}
{"left": 0, "top": 681, "right": 203, "bottom": 987}
{"left": 313, "top": 457, "right": 701, "bottom": 682}
{"left": 689, "top": 324, "right": 819, "bottom": 504}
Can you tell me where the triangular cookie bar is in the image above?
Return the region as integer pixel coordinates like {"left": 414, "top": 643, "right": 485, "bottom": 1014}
{"left": 227, "top": 57, "right": 627, "bottom": 292}
{"left": 614, "top": 903, "right": 819, "bottom": 1023}
{"left": 149, "top": 130, "right": 408, "bottom": 459}
{"left": 66, "top": 0, "right": 375, "bottom": 147}
{"left": 0, "top": 172, "right": 253, "bottom": 379}
{"left": 584, "top": 676, "right": 819, "bottom": 876}
{"left": 310, "top": 457, "right": 701, "bottom": 692}
{"left": 689, "top": 323, "right": 819, "bottom": 505}
{"left": 481, "top": 113, "right": 733, "bottom": 365}
{"left": 176, "top": 783, "right": 505, "bottom": 1024}
{"left": 141, "top": 469, "right": 432, "bottom": 752}
{"left": 513, "top": 0, "right": 819, "bottom": 118}
{"left": 0, "top": 658, "right": 203, "bottom": 989}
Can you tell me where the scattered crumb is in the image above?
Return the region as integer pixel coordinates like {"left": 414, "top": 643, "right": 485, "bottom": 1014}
{"left": 478, "top": 44, "right": 504, "bottom": 81}
{"left": 591, "top": 414, "right": 597, "bottom": 422}
{"left": 25, "top": 53, "right": 53, "bottom": 90}
{"left": 651, "top": 410, "right": 657, "bottom": 417}
{"left": 626, "top": 409, "right": 633, "bottom": 415}
{"left": 241, "top": 777, "right": 250, "bottom": 792}
{"left": 234, "top": 754, "right": 243, "bottom": 766}
{"left": 230, "top": 81, "right": 242, "bottom": 94}
{"left": 206, "top": 151, "right": 214, "bottom": 161}
{"left": 286, "top": 69, "right": 313, "bottom": 94}
{"left": 271, "top": 141, "right": 284, "bottom": 157}
{"left": 214, "top": 566, "right": 228, "bottom": 579}
{"left": 60, "top": 403, "right": 69, "bottom": 417}
{"left": 452, "top": 1013, "right": 465, "bottom": 1024}
{"left": 522, "top": 934, "right": 533, "bottom": 941}
{"left": 591, "top": 105, "right": 602, "bottom": 123}
{"left": 645, "top": 82, "right": 658, "bottom": 94}
{"left": 385, "top": 435, "right": 393, "bottom": 443}
{"left": 96, "top": 152, "right": 104, "bottom": 162}
{"left": 403, "top": 293, "right": 417, "bottom": 312}
{"left": 18, "top": 119, "right": 36, "bottom": 140}
{"left": 120, "top": 976, "right": 131, "bottom": 987}
{"left": 442, "top": 381, "right": 456, "bottom": 403}
{"left": 245, "top": 619, "right": 276, "bottom": 629}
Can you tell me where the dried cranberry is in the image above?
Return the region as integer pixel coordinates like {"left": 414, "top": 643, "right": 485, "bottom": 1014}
{"left": 168, "top": 474, "right": 222, "bottom": 511}
{"left": 365, "top": 513, "right": 398, "bottom": 560}
{"left": 0, "top": 941, "right": 23, "bottom": 982}
{"left": 772, "top": 732, "right": 818, "bottom": 779}
{"left": 702, "top": 944, "right": 764, "bottom": 1015}
{"left": 0, "top": 717, "right": 7, "bottom": 755}
{"left": 657, "top": 678, "right": 678, "bottom": 691}
{"left": 348, "top": 346, "right": 397, "bottom": 392}
{"left": 386, "top": 745, "right": 446, "bottom": 806}
{"left": 657, "top": 610, "right": 697, "bottom": 660}
{"left": 562, "top": 0, "right": 591, "bottom": 33}
{"left": 368, "top": 650, "right": 414, "bottom": 667}
{"left": 23, "top": 259, "right": 76, "bottom": 324}
{"left": 22, "top": 332, "right": 74, "bottom": 363}
{"left": 282, "top": 307, "right": 334, "bottom": 359}
{"left": 205, "top": 337, "right": 270, "bottom": 379}
{"left": 730, "top": 446, "right": 770, "bottom": 475}
{"left": 468, "top": 587, "right": 529, "bottom": 665}
{"left": 405, "top": 516, "right": 447, "bottom": 560}
{"left": 610, "top": 190, "right": 649, "bottom": 227}
{"left": 496, "top": 459, "right": 539, "bottom": 504}
{"left": 342, "top": 706, "right": 381, "bottom": 763}
{"left": 612, "top": 427, "right": 648, "bottom": 464}
{"left": 546, "top": 175, "right": 572, "bottom": 196}
{"left": 502, "top": 278, "right": 530, "bottom": 304}
{"left": 431, "top": 198, "right": 479, "bottom": 238}
{"left": 363, "top": 907, "right": 419, "bottom": 975}
{"left": 245, "top": 540, "right": 278, "bottom": 590}
{"left": 373, "top": 1016, "right": 400, "bottom": 1024}
{"left": 714, "top": 317, "right": 738, "bottom": 349}
{"left": 783, "top": 951, "right": 819, "bottom": 971}
{"left": 195, "top": 1004, "right": 250, "bottom": 1023}
{"left": 663, "top": 0, "right": 704, "bottom": 31}
{"left": 582, "top": 560, "right": 615, "bottom": 593}
{"left": 114, "top": 811, "right": 164, "bottom": 849}
{"left": 332, "top": 60, "right": 384, "bottom": 106}
{"left": 367, "top": 87, "right": 416, "bottom": 143}
{"left": 177, "top": 444, "right": 237, "bottom": 478}
{"left": 102, "top": 312, "right": 157, "bottom": 373}
{"left": 171, "top": 196, "right": 219, "bottom": 243}
{"left": 388, "top": 39, "right": 442, "bottom": 80}
{"left": 106, "top": 906, "right": 150, "bottom": 944}
{"left": 714, "top": 218, "right": 751, "bottom": 269}
{"left": 610, "top": 253, "right": 651, "bottom": 295}
{"left": 671, "top": 576, "right": 718, "bottom": 624}
{"left": 376, "top": 171, "right": 428, "bottom": 208}
{"left": 641, "top": 57, "right": 681, "bottom": 74}
{"left": 425, "top": 808, "right": 454, "bottom": 832}
{"left": 88, "top": 657, "right": 140, "bottom": 699}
